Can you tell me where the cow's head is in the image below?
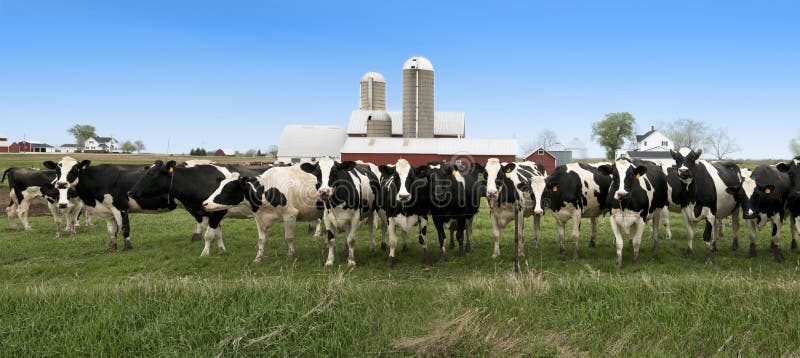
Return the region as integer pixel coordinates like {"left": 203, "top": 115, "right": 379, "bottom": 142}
{"left": 727, "top": 176, "right": 774, "bottom": 220}
{"left": 128, "top": 160, "right": 177, "bottom": 201}
{"left": 379, "top": 159, "right": 428, "bottom": 204}
{"left": 203, "top": 172, "right": 248, "bottom": 211}
{"left": 44, "top": 157, "right": 90, "bottom": 208}
{"left": 601, "top": 158, "right": 648, "bottom": 201}
{"left": 670, "top": 148, "right": 702, "bottom": 181}
{"left": 777, "top": 157, "right": 800, "bottom": 200}
{"left": 300, "top": 157, "right": 356, "bottom": 200}
{"left": 484, "top": 158, "right": 514, "bottom": 201}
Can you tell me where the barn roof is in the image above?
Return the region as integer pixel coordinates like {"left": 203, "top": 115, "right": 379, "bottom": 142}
{"left": 278, "top": 125, "right": 347, "bottom": 158}
{"left": 347, "top": 110, "right": 465, "bottom": 137}
{"left": 340, "top": 137, "right": 517, "bottom": 156}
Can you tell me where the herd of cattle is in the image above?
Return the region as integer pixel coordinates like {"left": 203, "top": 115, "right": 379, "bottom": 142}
{"left": 4, "top": 149, "right": 800, "bottom": 270}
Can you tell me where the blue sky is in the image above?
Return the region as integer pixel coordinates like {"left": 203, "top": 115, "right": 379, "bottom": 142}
{"left": 1, "top": 1, "right": 798, "bottom": 158}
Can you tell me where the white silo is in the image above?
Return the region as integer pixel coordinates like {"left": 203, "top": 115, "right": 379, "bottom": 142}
{"left": 366, "top": 110, "right": 393, "bottom": 137}
{"left": 402, "top": 56, "right": 434, "bottom": 138}
{"left": 360, "top": 72, "right": 386, "bottom": 110}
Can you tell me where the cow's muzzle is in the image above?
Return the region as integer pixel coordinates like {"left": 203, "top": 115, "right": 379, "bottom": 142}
{"left": 56, "top": 182, "right": 69, "bottom": 189}
{"left": 58, "top": 203, "right": 68, "bottom": 209}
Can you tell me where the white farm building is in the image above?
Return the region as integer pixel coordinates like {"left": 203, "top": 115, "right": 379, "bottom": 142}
{"left": 277, "top": 125, "right": 347, "bottom": 164}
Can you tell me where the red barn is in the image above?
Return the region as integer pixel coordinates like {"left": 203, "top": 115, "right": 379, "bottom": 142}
{"left": 340, "top": 137, "right": 517, "bottom": 167}
{"left": 0, "top": 137, "right": 9, "bottom": 153}
{"left": 524, "top": 147, "right": 557, "bottom": 174}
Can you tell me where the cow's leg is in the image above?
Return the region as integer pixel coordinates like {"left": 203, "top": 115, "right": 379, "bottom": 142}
{"left": 386, "top": 216, "right": 399, "bottom": 268}
{"left": 589, "top": 217, "right": 598, "bottom": 248}
{"left": 419, "top": 217, "right": 432, "bottom": 265}
{"left": 120, "top": 211, "right": 132, "bottom": 251}
{"left": 200, "top": 224, "right": 215, "bottom": 257}
{"left": 651, "top": 209, "right": 661, "bottom": 255}
{"left": 448, "top": 220, "right": 456, "bottom": 250}
{"left": 532, "top": 214, "right": 542, "bottom": 249}
{"left": 7, "top": 189, "right": 19, "bottom": 230}
{"left": 610, "top": 215, "right": 624, "bottom": 270}
{"left": 661, "top": 208, "right": 672, "bottom": 241}
{"left": 105, "top": 218, "right": 119, "bottom": 250}
{"left": 491, "top": 212, "right": 502, "bottom": 258}
{"left": 517, "top": 211, "right": 526, "bottom": 257}
{"left": 379, "top": 211, "right": 388, "bottom": 251}
{"left": 682, "top": 208, "right": 695, "bottom": 257}
{"left": 465, "top": 217, "right": 474, "bottom": 253}
{"left": 253, "top": 215, "right": 269, "bottom": 263}
{"left": 434, "top": 218, "right": 448, "bottom": 261}
{"left": 746, "top": 219, "right": 758, "bottom": 258}
{"left": 17, "top": 198, "right": 32, "bottom": 231}
{"left": 456, "top": 217, "right": 467, "bottom": 257}
{"left": 771, "top": 215, "right": 784, "bottom": 263}
{"left": 192, "top": 215, "right": 206, "bottom": 242}
{"left": 367, "top": 211, "right": 377, "bottom": 252}
{"left": 557, "top": 217, "right": 567, "bottom": 255}
{"left": 314, "top": 219, "right": 322, "bottom": 238}
{"left": 731, "top": 208, "right": 741, "bottom": 251}
{"left": 791, "top": 215, "right": 798, "bottom": 252}
{"left": 324, "top": 214, "right": 337, "bottom": 267}
{"left": 82, "top": 206, "right": 92, "bottom": 229}
{"left": 570, "top": 212, "right": 582, "bottom": 262}
{"left": 48, "top": 203, "right": 62, "bottom": 238}
{"left": 346, "top": 212, "right": 361, "bottom": 267}
{"left": 703, "top": 216, "right": 717, "bottom": 264}
{"left": 283, "top": 215, "right": 297, "bottom": 262}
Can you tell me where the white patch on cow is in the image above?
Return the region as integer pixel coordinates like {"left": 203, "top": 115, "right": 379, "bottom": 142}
{"left": 700, "top": 161, "right": 739, "bottom": 218}
{"left": 56, "top": 156, "right": 79, "bottom": 187}
{"left": 202, "top": 172, "right": 241, "bottom": 211}
{"left": 395, "top": 159, "right": 413, "bottom": 202}
{"left": 57, "top": 187, "right": 71, "bottom": 208}
{"left": 613, "top": 160, "right": 633, "bottom": 200}
{"left": 741, "top": 176, "right": 756, "bottom": 217}
{"left": 484, "top": 158, "right": 502, "bottom": 199}
{"left": 529, "top": 176, "right": 546, "bottom": 215}
{"left": 564, "top": 163, "right": 605, "bottom": 217}
{"left": 453, "top": 169, "right": 465, "bottom": 186}
{"left": 740, "top": 168, "right": 752, "bottom": 179}
{"left": 678, "top": 148, "right": 693, "bottom": 157}
{"left": 183, "top": 159, "right": 215, "bottom": 167}
{"left": 317, "top": 156, "right": 335, "bottom": 196}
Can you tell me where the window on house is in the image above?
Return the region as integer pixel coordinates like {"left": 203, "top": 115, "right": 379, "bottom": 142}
{"left": 538, "top": 149, "right": 544, "bottom": 155}
{"left": 643, "top": 141, "right": 647, "bottom": 147}
{"left": 662, "top": 141, "right": 668, "bottom": 146}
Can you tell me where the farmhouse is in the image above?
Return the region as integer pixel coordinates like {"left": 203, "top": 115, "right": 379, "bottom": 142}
{"left": 59, "top": 144, "right": 80, "bottom": 153}
{"left": 84, "top": 136, "right": 119, "bottom": 153}
{"left": 278, "top": 56, "right": 518, "bottom": 165}
{"left": 615, "top": 126, "right": 675, "bottom": 166}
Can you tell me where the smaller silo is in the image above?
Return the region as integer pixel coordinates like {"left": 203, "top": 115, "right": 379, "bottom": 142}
{"left": 366, "top": 110, "right": 393, "bottom": 137}
{"left": 360, "top": 72, "right": 386, "bottom": 111}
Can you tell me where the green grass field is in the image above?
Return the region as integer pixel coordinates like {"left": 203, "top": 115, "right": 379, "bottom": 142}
{"left": 2, "top": 154, "right": 800, "bottom": 356}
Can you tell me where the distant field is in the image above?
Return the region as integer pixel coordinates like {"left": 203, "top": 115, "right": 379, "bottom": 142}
{"left": 2, "top": 153, "right": 800, "bottom": 356}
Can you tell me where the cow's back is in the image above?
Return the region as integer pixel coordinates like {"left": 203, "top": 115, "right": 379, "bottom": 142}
{"left": 260, "top": 166, "right": 321, "bottom": 220}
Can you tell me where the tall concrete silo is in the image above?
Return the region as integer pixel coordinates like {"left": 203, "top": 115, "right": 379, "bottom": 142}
{"left": 402, "top": 56, "right": 434, "bottom": 138}
{"left": 360, "top": 72, "right": 386, "bottom": 110}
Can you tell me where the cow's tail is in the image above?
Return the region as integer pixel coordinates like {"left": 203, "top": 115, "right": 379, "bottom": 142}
{"left": 1, "top": 167, "right": 13, "bottom": 183}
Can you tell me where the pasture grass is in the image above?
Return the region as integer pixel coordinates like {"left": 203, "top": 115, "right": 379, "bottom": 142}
{"left": 2, "top": 153, "right": 800, "bottom": 356}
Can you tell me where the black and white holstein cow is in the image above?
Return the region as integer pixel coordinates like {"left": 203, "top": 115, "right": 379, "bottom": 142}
{"left": 670, "top": 148, "right": 743, "bottom": 263}
{"left": 3, "top": 167, "right": 85, "bottom": 237}
{"left": 301, "top": 157, "right": 380, "bottom": 267}
{"left": 729, "top": 164, "right": 792, "bottom": 261}
{"left": 128, "top": 160, "right": 259, "bottom": 257}
{"left": 377, "top": 159, "right": 431, "bottom": 267}
{"left": 484, "top": 159, "right": 547, "bottom": 258}
{"left": 777, "top": 157, "right": 800, "bottom": 257}
{"left": 427, "top": 162, "right": 484, "bottom": 260}
{"left": 600, "top": 159, "right": 668, "bottom": 269}
{"left": 541, "top": 163, "right": 612, "bottom": 261}
{"left": 202, "top": 165, "right": 321, "bottom": 263}
{"left": 44, "top": 157, "right": 174, "bottom": 250}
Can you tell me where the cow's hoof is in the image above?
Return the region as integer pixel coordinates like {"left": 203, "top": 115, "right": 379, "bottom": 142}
{"left": 572, "top": 251, "right": 579, "bottom": 262}
{"left": 633, "top": 254, "right": 640, "bottom": 264}
{"left": 731, "top": 240, "right": 739, "bottom": 251}
{"left": 252, "top": 257, "right": 263, "bottom": 264}
{"left": 589, "top": 240, "right": 597, "bottom": 248}
{"left": 286, "top": 253, "right": 295, "bottom": 263}
{"left": 200, "top": 251, "right": 210, "bottom": 257}
{"left": 55, "top": 232, "right": 62, "bottom": 239}
{"left": 439, "top": 252, "right": 447, "bottom": 262}
{"left": 385, "top": 257, "right": 394, "bottom": 268}
{"left": 559, "top": 246, "right": 566, "bottom": 255}
{"left": 107, "top": 241, "right": 117, "bottom": 251}
{"left": 770, "top": 241, "right": 778, "bottom": 250}
{"left": 465, "top": 241, "right": 472, "bottom": 253}
{"left": 423, "top": 249, "right": 433, "bottom": 265}
{"left": 491, "top": 251, "right": 500, "bottom": 259}
{"left": 711, "top": 242, "right": 718, "bottom": 253}
{"left": 705, "top": 250, "right": 713, "bottom": 265}
{"left": 191, "top": 233, "right": 201, "bottom": 242}
{"left": 381, "top": 242, "right": 387, "bottom": 251}
{"left": 448, "top": 240, "right": 455, "bottom": 250}
{"left": 218, "top": 247, "right": 225, "bottom": 254}
{"left": 748, "top": 244, "right": 757, "bottom": 258}
{"left": 369, "top": 245, "right": 376, "bottom": 253}
{"left": 615, "top": 257, "right": 622, "bottom": 271}
{"left": 123, "top": 241, "right": 133, "bottom": 251}
{"left": 774, "top": 249, "right": 785, "bottom": 263}
{"left": 792, "top": 240, "right": 798, "bottom": 252}
{"left": 24, "top": 227, "right": 32, "bottom": 231}
{"left": 347, "top": 260, "right": 356, "bottom": 267}
{"left": 532, "top": 240, "right": 539, "bottom": 249}
{"left": 684, "top": 248, "right": 693, "bottom": 258}
{"left": 402, "top": 244, "right": 408, "bottom": 253}
{"left": 324, "top": 261, "right": 334, "bottom": 268}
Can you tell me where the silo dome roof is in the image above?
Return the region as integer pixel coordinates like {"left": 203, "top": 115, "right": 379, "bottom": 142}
{"left": 360, "top": 71, "right": 386, "bottom": 82}
{"left": 365, "top": 110, "right": 392, "bottom": 122}
{"left": 403, "top": 56, "right": 434, "bottom": 71}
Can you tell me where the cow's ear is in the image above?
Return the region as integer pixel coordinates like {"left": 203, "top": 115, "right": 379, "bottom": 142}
{"left": 165, "top": 160, "right": 177, "bottom": 173}
{"left": 300, "top": 163, "right": 317, "bottom": 174}
{"left": 635, "top": 166, "right": 648, "bottom": 177}
{"left": 339, "top": 161, "right": 356, "bottom": 171}
{"left": 597, "top": 164, "right": 613, "bottom": 176}
{"left": 670, "top": 149, "right": 680, "bottom": 160}
{"left": 777, "top": 162, "right": 791, "bottom": 173}
{"left": 379, "top": 165, "right": 395, "bottom": 177}
{"left": 414, "top": 165, "right": 429, "bottom": 177}
{"left": 78, "top": 160, "right": 91, "bottom": 171}
{"left": 693, "top": 149, "right": 703, "bottom": 159}
{"left": 502, "top": 163, "right": 516, "bottom": 174}
{"left": 43, "top": 161, "right": 57, "bottom": 169}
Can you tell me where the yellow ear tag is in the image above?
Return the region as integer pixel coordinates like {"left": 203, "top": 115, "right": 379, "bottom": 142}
{"left": 168, "top": 167, "right": 174, "bottom": 173}
{"left": 452, "top": 170, "right": 458, "bottom": 176}
{"left": 81, "top": 165, "right": 87, "bottom": 170}
{"left": 505, "top": 168, "right": 512, "bottom": 174}
{"left": 552, "top": 185, "right": 558, "bottom": 192}
{"left": 765, "top": 188, "right": 772, "bottom": 194}
{"left": 635, "top": 174, "right": 641, "bottom": 180}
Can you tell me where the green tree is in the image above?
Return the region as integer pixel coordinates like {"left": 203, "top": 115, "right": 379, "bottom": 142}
{"left": 591, "top": 112, "right": 636, "bottom": 159}
{"left": 189, "top": 148, "right": 196, "bottom": 156}
{"left": 67, "top": 124, "right": 96, "bottom": 150}
{"left": 791, "top": 137, "right": 800, "bottom": 157}
{"left": 121, "top": 140, "right": 137, "bottom": 154}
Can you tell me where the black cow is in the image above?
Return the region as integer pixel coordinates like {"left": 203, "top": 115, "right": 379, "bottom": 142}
{"left": 3, "top": 167, "right": 85, "bottom": 237}
{"left": 777, "top": 157, "right": 800, "bottom": 256}
{"left": 128, "top": 160, "right": 260, "bottom": 257}
{"left": 600, "top": 159, "right": 668, "bottom": 269}
{"left": 377, "top": 159, "right": 431, "bottom": 267}
{"left": 426, "top": 162, "right": 484, "bottom": 260}
{"left": 670, "top": 148, "right": 743, "bottom": 263}
{"left": 540, "top": 163, "right": 612, "bottom": 261}
{"left": 300, "top": 157, "right": 380, "bottom": 267}
{"left": 44, "top": 157, "right": 174, "bottom": 250}
{"left": 729, "top": 164, "right": 792, "bottom": 261}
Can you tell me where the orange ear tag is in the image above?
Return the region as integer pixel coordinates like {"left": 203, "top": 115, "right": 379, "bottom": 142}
{"left": 452, "top": 170, "right": 457, "bottom": 176}
{"left": 552, "top": 185, "right": 558, "bottom": 192}
{"left": 765, "top": 188, "right": 772, "bottom": 194}
{"left": 81, "top": 165, "right": 87, "bottom": 170}
{"left": 168, "top": 167, "right": 174, "bottom": 173}
{"left": 635, "top": 174, "right": 641, "bottom": 180}
{"left": 505, "top": 168, "right": 512, "bottom": 174}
